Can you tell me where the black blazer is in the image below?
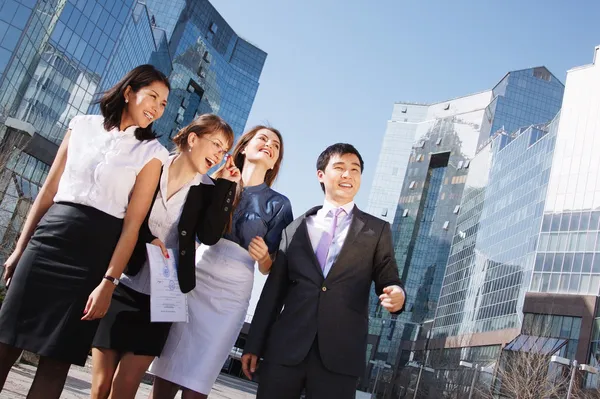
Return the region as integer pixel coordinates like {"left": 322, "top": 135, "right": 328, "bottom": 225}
{"left": 244, "top": 206, "right": 404, "bottom": 377}
{"left": 127, "top": 177, "right": 236, "bottom": 293}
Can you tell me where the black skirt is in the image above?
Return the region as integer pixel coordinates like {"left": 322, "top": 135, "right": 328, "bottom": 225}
{"left": 0, "top": 202, "right": 123, "bottom": 366}
{"left": 93, "top": 283, "right": 172, "bottom": 356}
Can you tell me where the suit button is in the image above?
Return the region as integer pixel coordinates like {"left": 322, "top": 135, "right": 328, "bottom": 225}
{"left": 180, "top": 250, "right": 186, "bottom": 256}
{"left": 322, "top": 286, "right": 327, "bottom": 292}
{"left": 224, "top": 207, "right": 229, "bottom": 211}
{"left": 181, "top": 230, "right": 187, "bottom": 236}
{"left": 226, "top": 199, "right": 231, "bottom": 203}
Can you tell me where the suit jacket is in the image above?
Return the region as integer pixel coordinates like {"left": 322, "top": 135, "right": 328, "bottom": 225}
{"left": 244, "top": 205, "right": 404, "bottom": 377}
{"left": 127, "top": 177, "right": 236, "bottom": 293}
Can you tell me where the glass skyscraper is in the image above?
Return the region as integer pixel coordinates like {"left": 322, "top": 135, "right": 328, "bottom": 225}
{"left": 0, "top": 0, "right": 266, "bottom": 266}
{"left": 432, "top": 115, "right": 559, "bottom": 341}
{"left": 146, "top": 0, "right": 267, "bottom": 144}
{"left": 363, "top": 67, "right": 564, "bottom": 397}
{"left": 420, "top": 45, "right": 600, "bottom": 396}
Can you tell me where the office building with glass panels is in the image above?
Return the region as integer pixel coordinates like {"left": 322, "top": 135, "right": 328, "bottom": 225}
{"left": 146, "top": 0, "right": 267, "bottom": 144}
{"left": 420, "top": 45, "right": 600, "bottom": 395}
{"left": 362, "top": 67, "right": 564, "bottom": 396}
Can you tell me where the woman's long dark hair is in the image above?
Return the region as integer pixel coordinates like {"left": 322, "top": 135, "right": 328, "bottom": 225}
{"left": 98, "top": 64, "right": 170, "bottom": 141}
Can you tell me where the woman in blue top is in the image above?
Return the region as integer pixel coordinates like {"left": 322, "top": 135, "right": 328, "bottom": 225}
{"left": 149, "top": 126, "right": 293, "bottom": 398}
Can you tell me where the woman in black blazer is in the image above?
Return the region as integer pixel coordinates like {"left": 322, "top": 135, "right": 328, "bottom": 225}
{"left": 90, "top": 114, "right": 241, "bottom": 399}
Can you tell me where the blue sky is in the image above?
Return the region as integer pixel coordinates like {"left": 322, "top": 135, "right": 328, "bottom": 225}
{"left": 212, "top": 0, "right": 600, "bottom": 216}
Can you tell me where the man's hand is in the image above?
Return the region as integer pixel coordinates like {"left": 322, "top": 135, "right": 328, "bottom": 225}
{"left": 379, "top": 285, "right": 405, "bottom": 313}
{"left": 241, "top": 353, "right": 259, "bottom": 380}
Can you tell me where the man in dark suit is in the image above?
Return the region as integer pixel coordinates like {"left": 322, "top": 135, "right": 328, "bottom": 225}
{"left": 241, "top": 143, "right": 406, "bottom": 399}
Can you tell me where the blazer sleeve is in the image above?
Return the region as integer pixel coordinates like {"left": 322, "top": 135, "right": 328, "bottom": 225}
{"left": 196, "top": 178, "right": 236, "bottom": 245}
{"left": 244, "top": 227, "right": 290, "bottom": 357}
{"left": 372, "top": 222, "right": 405, "bottom": 314}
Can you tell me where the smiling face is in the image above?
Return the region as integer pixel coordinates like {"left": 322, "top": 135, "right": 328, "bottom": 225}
{"left": 186, "top": 130, "right": 230, "bottom": 174}
{"left": 318, "top": 153, "right": 362, "bottom": 205}
{"left": 242, "top": 128, "right": 281, "bottom": 169}
{"left": 123, "top": 80, "right": 169, "bottom": 129}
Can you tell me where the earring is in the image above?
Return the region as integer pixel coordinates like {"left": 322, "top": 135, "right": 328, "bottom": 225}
{"left": 125, "top": 99, "right": 128, "bottom": 103}
{"left": 188, "top": 146, "right": 192, "bottom": 152}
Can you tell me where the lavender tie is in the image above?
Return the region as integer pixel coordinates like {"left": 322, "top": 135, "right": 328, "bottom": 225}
{"left": 315, "top": 208, "right": 345, "bottom": 272}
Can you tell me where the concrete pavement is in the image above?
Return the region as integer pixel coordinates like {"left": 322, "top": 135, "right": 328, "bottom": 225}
{"left": 1, "top": 363, "right": 257, "bottom": 399}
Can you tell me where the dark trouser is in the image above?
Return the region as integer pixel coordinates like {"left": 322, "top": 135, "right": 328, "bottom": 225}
{"left": 256, "top": 339, "right": 358, "bottom": 399}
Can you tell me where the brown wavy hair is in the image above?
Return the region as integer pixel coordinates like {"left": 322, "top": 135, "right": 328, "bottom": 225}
{"left": 98, "top": 64, "right": 170, "bottom": 141}
{"left": 214, "top": 125, "right": 284, "bottom": 232}
{"left": 171, "top": 114, "right": 234, "bottom": 153}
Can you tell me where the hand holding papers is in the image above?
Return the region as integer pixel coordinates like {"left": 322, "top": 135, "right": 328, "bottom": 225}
{"left": 147, "top": 243, "right": 188, "bottom": 322}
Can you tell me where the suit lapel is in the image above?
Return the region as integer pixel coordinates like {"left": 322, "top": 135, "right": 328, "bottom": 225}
{"left": 326, "top": 206, "right": 366, "bottom": 280}
{"left": 297, "top": 220, "right": 325, "bottom": 279}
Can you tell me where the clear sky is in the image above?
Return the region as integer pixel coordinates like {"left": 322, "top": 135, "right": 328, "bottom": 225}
{"left": 211, "top": 0, "right": 600, "bottom": 216}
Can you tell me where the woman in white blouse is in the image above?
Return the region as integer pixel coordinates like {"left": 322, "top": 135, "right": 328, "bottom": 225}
{"left": 90, "top": 114, "right": 241, "bottom": 399}
{"left": 0, "top": 65, "right": 170, "bottom": 399}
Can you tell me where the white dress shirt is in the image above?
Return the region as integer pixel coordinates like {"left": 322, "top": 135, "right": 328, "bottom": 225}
{"left": 120, "top": 155, "right": 214, "bottom": 294}
{"left": 306, "top": 200, "right": 355, "bottom": 277}
{"left": 54, "top": 115, "right": 169, "bottom": 219}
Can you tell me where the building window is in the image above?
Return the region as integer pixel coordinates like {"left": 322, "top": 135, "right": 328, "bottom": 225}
{"left": 402, "top": 209, "right": 409, "bottom": 217}
{"left": 381, "top": 208, "right": 388, "bottom": 217}
{"left": 409, "top": 181, "right": 416, "bottom": 189}
{"left": 417, "top": 154, "right": 424, "bottom": 162}
{"left": 436, "top": 137, "right": 442, "bottom": 146}
{"left": 464, "top": 160, "right": 471, "bottom": 168}
{"left": 533, "top": 67, "right": 551, "bottom": 82}
{"left": 203, "top": 51, "right": 211, "bottom": 63}
{"left": 443, "top": 103, "right": 450, "bottom": 110}
{"left": 453, "top": 205, "right": 460, "bottom": 214}
{"left": 457, "top": 161, "right": 464, "bottom": 169}
{"left": 209, "top": 22, "right": 218, "bottom": 33}
{"left": 442, "top": 221, "right": 450, "bottom": 230}
{"left": 197, "top": 66, "right": 206, "bottom": 79}
{"left": 401, "top": 107, "right": 407, "bottom": 113}
{"left": 414, "top": 141, "right": 425, "bottom": 148}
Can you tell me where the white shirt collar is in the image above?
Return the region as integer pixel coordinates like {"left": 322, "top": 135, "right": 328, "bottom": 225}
{"left": 320, "top": 199, "right": 355, "bottom": 218}
{"left": 110, "top": 124, "right": 139, "bottom": 136}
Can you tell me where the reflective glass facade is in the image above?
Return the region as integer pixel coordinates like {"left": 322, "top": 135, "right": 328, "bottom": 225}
{"left": 147, "top": 0, "right": 267, "bottom": 145}
{"left": 432, "top": 116, "right": 559, "bottom": 340}
{"left": 478, "top": 67, "right": 564, "bottom": 148}
{"left": 89, "top": 2, "right": 172, "bottom": 115}
{"left": 364, "top": 67, "right": 564, "bottom": 396}
{"left": 144, "top": 0, "right": 185, "bottom": 40}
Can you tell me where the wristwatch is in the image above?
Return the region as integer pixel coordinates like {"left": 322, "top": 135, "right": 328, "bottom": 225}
{"left": 103, "top": 275, "right": 120, "bottom": 286}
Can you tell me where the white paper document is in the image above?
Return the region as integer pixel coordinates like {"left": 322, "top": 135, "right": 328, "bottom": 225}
{"left": 147, "top": 243, "right": 188, "bottom": 323}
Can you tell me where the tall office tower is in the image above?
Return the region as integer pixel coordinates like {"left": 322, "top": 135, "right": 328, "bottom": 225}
{"left": 146, "top": 0, "right": 267, "bottom": 143}
{"left": 425, "top": 45, "right": 600, "bottom": 395}
{"left": 362, "top": 67, "right": 564, "bottom": 397}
